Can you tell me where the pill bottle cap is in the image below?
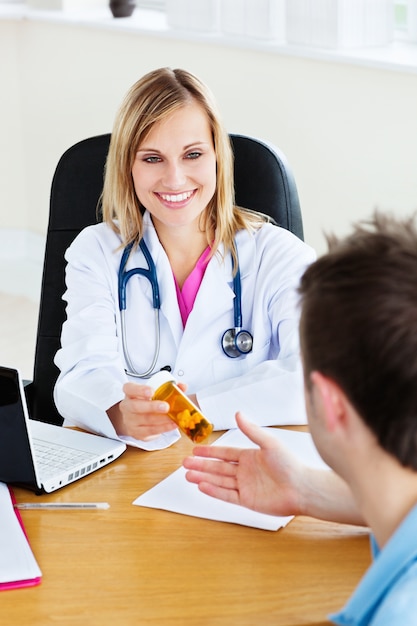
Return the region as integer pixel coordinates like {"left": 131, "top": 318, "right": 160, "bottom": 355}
{"left": 147, "top": 370, "right": 175, "bottom": 393}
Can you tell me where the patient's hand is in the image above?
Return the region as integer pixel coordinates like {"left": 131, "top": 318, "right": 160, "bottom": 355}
{"left": 183, "top": 412, "right": 305, "bottom": 517}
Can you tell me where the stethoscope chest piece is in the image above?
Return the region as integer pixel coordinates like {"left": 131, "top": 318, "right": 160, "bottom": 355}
{"left": 222, "top": 328, "right": 253, "bottom": 358}
{"left": 221, "top": 252, "right": 253, "bottom": 358}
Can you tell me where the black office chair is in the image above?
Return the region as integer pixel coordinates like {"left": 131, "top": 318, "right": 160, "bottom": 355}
{"left": 24, "top": 133, "right": 304, "bottom": 426}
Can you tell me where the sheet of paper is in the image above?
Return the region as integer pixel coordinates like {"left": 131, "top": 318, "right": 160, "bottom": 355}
{"left": 0, "top": 482, "right": 42, "bottom": 588}
{"left": 133, "top": 427, "right": 329, "bottom": 531}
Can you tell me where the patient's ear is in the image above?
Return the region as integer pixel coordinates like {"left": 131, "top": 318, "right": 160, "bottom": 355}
{"left": 310, "top": 371, "right": 347, "bottom": 432}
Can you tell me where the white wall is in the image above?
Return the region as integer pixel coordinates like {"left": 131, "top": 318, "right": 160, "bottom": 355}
{"left": 1, "top": 20, "right": 26, "bottom": 229}
{"left": 1, "top": 16, "right": 417, "bottom": 254}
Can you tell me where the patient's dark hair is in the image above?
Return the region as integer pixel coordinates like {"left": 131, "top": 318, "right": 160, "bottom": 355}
{"left": 299, "top": 211, "right": 417, "bottom": 469}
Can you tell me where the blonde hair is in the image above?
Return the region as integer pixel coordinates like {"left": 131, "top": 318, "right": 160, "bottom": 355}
{"left": 101, "top": 67, "right": 266, "bottom": 262}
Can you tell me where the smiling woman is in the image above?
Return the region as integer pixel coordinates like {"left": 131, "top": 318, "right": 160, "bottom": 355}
{"left": 53, "top": 67, "right": 316, "bottom": 453}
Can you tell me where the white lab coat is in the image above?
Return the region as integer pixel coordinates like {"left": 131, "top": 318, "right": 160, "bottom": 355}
{"left": 54, "top": 211, "right": 316, "bottom": 450}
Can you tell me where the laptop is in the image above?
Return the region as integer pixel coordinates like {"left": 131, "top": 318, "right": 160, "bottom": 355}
{"left": 0, "top": 366, "right": 126, "bottom": 494}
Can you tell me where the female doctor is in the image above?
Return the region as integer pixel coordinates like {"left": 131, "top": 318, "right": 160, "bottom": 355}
{"left": 54, "top": 67, "right": 316, "bottom": 451}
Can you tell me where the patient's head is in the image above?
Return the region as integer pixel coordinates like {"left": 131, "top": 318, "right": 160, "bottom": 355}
{"left": 299, "top": 211, "right": 417, "bottom": 469}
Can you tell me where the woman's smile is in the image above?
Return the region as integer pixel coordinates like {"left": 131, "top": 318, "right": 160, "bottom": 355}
{"left": 156, "top": 189, "right": 197, "bottom": 209}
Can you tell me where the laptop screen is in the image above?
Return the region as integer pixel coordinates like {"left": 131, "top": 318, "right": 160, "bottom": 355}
{"left": 0, "top": 367, "right": 38, "bottom": 488}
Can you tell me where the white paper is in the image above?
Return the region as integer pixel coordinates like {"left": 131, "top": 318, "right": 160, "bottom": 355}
{"left": 133, "top": 428, "right": 329, "bottom": 531}
{"left": 0, "top": 482, "right": 42, "bottom": 585}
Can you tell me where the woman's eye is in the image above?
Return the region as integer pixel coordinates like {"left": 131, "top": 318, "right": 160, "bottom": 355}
{"left": 186, "top": 151, "right": 201, "bottom": 160}
{"left": 144, "top": 155, "right": 161, "bottom": 163}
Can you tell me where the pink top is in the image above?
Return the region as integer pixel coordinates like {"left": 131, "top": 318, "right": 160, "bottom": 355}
{"left": 174, "top": 246, "right": 211, "bottom": 327}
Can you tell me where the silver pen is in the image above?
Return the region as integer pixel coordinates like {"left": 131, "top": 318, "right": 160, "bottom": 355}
{"left": 14, "top": 502, "right": 110, "bottom": 510}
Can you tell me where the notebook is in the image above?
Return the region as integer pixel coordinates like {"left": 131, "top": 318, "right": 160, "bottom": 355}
{"left": 0, "top": 366, "right": 126, "bottom": 494}
{"left": 0, "top": 482, "right": 42, "bottom": 590}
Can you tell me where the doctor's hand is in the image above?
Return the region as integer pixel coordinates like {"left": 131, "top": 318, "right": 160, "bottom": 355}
{"left": 183, "top": 412, "right": 306, "bottom": 518}
{"left": 107, "top": 382, "right": 178, "bottom": 442}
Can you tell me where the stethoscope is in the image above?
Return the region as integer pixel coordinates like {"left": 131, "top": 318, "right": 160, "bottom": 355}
{"left": 118, "top": 239, "right": 253, "bottom": 378}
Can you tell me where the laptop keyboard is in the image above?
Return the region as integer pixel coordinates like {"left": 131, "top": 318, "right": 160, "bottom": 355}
{"left": 33, "top": 439, "right": 98, "bottom": 480}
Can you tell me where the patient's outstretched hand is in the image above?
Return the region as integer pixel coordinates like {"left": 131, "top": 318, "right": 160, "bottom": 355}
{"left": 183, "top": 412, "right": 305, "bottom": 517}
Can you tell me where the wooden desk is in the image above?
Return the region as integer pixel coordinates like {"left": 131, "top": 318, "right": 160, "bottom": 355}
{"left": 3, "top": 431, "right": 370, "bottom": 626}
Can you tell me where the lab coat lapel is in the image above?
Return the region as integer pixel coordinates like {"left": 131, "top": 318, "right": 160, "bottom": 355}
{"left": 194, "top": 254, "right": 234, "bottom": 324}
{"left": 158, "top": 262, "right": 184, "bottom": 346}
{"left": 143, "top": 217, "right": 184, "bottom": 347}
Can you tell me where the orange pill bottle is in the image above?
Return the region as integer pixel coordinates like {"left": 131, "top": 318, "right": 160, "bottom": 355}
{"left": 149, "top": 371, "right": 213, "bottom": 443}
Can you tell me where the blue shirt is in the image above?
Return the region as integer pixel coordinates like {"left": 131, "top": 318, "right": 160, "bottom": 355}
{"left": 330, "top": 503, "right": 417, "bottom": 626}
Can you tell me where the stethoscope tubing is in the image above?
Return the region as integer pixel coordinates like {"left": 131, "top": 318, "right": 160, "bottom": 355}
{"left": 118, "top": 240, "right": 161, "bottom": 378}
{"left": 118, "top": 240, "right": 160, "bottom": 311}
{"left": 118, "top": 238, "right": 253, "bottom": 377}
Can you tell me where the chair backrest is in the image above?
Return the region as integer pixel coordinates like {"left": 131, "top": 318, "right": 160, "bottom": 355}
{"left": 26, "top": 133, "right": 304, "bottom": 425}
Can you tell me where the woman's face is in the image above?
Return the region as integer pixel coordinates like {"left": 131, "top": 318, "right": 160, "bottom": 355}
{"left": 132, "top": 101, "right": 217, "bottom": 234}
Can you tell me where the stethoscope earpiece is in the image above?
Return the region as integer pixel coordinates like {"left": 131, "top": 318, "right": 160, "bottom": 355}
{"left": 222, "top": 328, "right": 253, "bottom": 358}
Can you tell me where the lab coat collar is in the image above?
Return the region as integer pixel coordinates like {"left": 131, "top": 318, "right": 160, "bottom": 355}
{"left": 234, "top": 226, "right": 257, "bottom": 279}
{"left": 141, "top": 211, "right": 258, "bottom": 280}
